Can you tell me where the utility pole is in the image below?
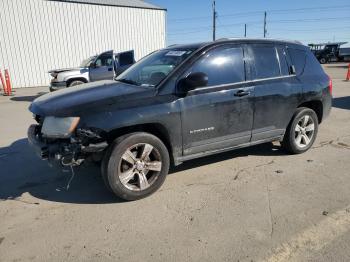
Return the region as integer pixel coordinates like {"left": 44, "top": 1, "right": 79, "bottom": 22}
{"left": 244, "top": 24, "right": 247, "bottom": 37}
{"left": 212, "top": 1, "right": 217, "bottom": 41}
{"left": 263, "top": 11, "right": 267, "bottom": 38}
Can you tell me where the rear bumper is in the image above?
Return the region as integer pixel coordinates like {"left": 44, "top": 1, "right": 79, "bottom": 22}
{"left": 323, "top": 95, "right": 332, "bottom": 121}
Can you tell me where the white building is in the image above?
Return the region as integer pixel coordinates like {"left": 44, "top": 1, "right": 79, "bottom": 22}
{"left": 0, "top": 0, "right": 166, "bottom": 88}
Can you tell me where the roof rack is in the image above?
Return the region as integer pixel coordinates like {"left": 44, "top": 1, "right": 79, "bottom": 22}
{"left": 308, "top": 42, "right": 348, "bottom": 46}
{"left": 214, "top": 37, "right": 303, "bottom": 45}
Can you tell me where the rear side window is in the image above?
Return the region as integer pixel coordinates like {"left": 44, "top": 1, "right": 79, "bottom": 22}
{"left": 250, "top": 46, "right": 280, "bottom": 79}
{"left": 288, "top": 48, "right": 306, "bottom": 75}
{"left": 187, "top": 46, "right": 245, "bottom": 86}
{"left": 304, "top": 51, "right": 324, "bottom": 75}
{"left": 277, "top": 47, "right": 290, "bottom": 76}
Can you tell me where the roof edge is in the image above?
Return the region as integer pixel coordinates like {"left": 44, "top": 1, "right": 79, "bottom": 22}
{"left": 47, "top": 0, "right": 167, "bottom": 11}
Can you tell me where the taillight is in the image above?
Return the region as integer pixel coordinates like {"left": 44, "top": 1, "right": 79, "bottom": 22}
{"left": 327, "top": 75, "right": 332, "bottom": 95}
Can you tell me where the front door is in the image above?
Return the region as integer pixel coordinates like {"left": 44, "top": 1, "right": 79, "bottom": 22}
{"left": 89, "top": 50, "right": 114, "bottom": 81}
{"left": 115, "top": 50, "right": 135, "bottom": 76}
{"left": 179, "top": 45, "right": 255, "bottom": 156}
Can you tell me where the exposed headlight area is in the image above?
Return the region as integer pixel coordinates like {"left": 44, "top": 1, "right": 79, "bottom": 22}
{"left": 28, "top": 116, "right": 108, "bottom": 167}
{"left": 41, "top": 116, "right": 80, "bottom": 138}
{"left": 50, "top": 72, "right": 58, "bottom": 78}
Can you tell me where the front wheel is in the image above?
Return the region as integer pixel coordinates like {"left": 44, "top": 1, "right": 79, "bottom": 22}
{"left": 282, "top": 107, "right": 319, "bottom": 154}
{"left": 68, "top": 80, "right": 85, "bottom": 87}
{"left": 102, "top": 132, "right": 170, "bottom": 201}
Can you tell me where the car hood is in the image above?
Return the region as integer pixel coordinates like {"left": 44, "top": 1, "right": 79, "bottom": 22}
{"left": 29, "top": 80, "right": 155, "bottom": 117}
{"left": 48, "top": 67, "right": 86, "bottom": 74}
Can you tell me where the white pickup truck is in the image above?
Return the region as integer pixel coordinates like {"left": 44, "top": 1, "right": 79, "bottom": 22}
{"left": 49, "top": 50, "right": 135, "bottom": 91}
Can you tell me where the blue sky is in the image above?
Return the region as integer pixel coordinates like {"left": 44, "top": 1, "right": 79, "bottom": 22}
{"left": 149, "top": 0, "right": 350, "bottom": 47}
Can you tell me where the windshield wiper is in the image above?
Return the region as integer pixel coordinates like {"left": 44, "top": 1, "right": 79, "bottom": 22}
{"left": 116, "top": 78, "right": 140, "bottom": 86}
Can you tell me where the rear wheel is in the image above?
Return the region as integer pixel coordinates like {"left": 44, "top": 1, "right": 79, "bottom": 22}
{"left": 282, "top": 107, "right": 318, "bottom": 154}
{"left": 102, "top": 132, "right": 170, "bottom": 201}
{"left": 319, "top": 57, "right": 327, "bottom": 64}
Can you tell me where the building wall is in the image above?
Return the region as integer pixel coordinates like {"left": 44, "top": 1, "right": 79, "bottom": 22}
{"left": 0, "top": 0, "right": 166, "bottom": 88}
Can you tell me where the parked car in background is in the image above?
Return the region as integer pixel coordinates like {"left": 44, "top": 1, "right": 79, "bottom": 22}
{"left": 49, "top": 50, "right": 135, "bottom": 91}
{"left": 28, "top": 39, "right": 332, "bottom": 201}
{"left": 308, "top": 42, "right": 350, "bottom": 63}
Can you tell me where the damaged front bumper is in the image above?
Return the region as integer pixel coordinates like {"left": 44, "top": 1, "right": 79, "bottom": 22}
{"left": 27, "top": 124, "right": 108, "bottom": 166}
{"left": 49, "top": 80, "right": 67, "bottom": 92}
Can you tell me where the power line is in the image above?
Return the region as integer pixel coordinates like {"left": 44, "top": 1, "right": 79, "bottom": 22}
{"left": 168, "top": 4, "right": 350, "bottom": 22}
{"left": 168, "top": 16, "right": 350, "bottom": 34}
{"left": 269, "top": 16, "right": 350, "bottom": 23}
{"left": 168, "top": 28, "right": 211, "bottom": 36}
{"left": 268, "top": 26, "right": 350, "bottom": 32}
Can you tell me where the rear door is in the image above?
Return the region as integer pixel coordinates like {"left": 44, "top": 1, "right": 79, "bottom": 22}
{"left": 179, "top": 44, "right": 255, "bottom": 156}
{"left": 89, "top": 50, "right": 114, "bottom": 81}
{"left": 115, "top": 50, "right": 135, "bottom": 76}
{"left": 246, "top": 44, "right": 302, "bottom": 141}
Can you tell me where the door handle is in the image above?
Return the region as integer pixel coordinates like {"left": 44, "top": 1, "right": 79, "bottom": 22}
{"left": 108, "top": 68, "right": 113, "bottom": 71}
{"left": 234, "top": 89, "right": 250, "bottom": 97}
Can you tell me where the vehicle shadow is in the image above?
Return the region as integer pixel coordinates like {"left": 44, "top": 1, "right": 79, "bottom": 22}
{"left": 0, "top": 138, "right": 121, "bottom": 204}
{"left": 326, "top": 65, "right": 349, "bottom": 69}
{"left": 0, "top": 138, "right": 286, "bottom": 204}
{"left": 333, "top": 96, "right": 350, "bottom": 110}
{"left": 10, "top": 92, "right": 47, "bottom": 102}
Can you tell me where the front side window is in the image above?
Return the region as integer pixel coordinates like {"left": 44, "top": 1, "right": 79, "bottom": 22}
{"left": 116, "top": 49, "right": 195, "bottom": 87}
{"left": 185, "top": 46, "right": 245, "bottom": 87}
{"left": 250, "top": 46, "right": 280, "bottom": 79}
{"left": 95, "top": 55, "right": 113, "bottom": 67}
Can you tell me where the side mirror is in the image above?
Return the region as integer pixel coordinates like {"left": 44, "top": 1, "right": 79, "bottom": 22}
{"left": 290, "top": 65, "right": 296, "bottom": 75}
{"left": 178, "top": 72, "right": 208, "bottom": 93}
{"left": 90, "top": 62, "right": 96, "bottom": 69}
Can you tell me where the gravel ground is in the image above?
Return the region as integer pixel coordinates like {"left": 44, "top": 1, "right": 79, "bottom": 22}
{"left": 0, "top": 63, "right": 350, "bottom": 262}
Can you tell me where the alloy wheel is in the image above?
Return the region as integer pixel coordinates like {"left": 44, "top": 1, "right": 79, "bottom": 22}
{"left": 294, "top": 115, "right": 315, "bottom": 148}
{"left": 118, "top": 143, "right": 162, "bottom": 191}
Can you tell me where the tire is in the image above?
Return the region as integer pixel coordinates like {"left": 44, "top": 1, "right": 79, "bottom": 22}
{"left": 68, "top": 80, "right": 85, "bottom": 87}
{"left": 319, "top": 57, "right": 327, "bottom": 64}
{"left": 103, "top": 132, "right": 170, "bottom": 201}
{"left": 101, "top": 135, "right": 126, "bottom": 192}
{"left": 282, "top": 107, "right": 319, "bottom": 154}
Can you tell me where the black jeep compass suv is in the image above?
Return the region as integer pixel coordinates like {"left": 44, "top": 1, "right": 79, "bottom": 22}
{"left": 28, "top": 39, "right": 332, "bottom": 200}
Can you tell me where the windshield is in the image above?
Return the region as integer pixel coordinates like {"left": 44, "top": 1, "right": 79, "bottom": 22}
{"left": 80, "top": 56, "right": 96, "bottom": 67}
{"left": 116, "top": 49, "right": 196, "bottom": 87}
